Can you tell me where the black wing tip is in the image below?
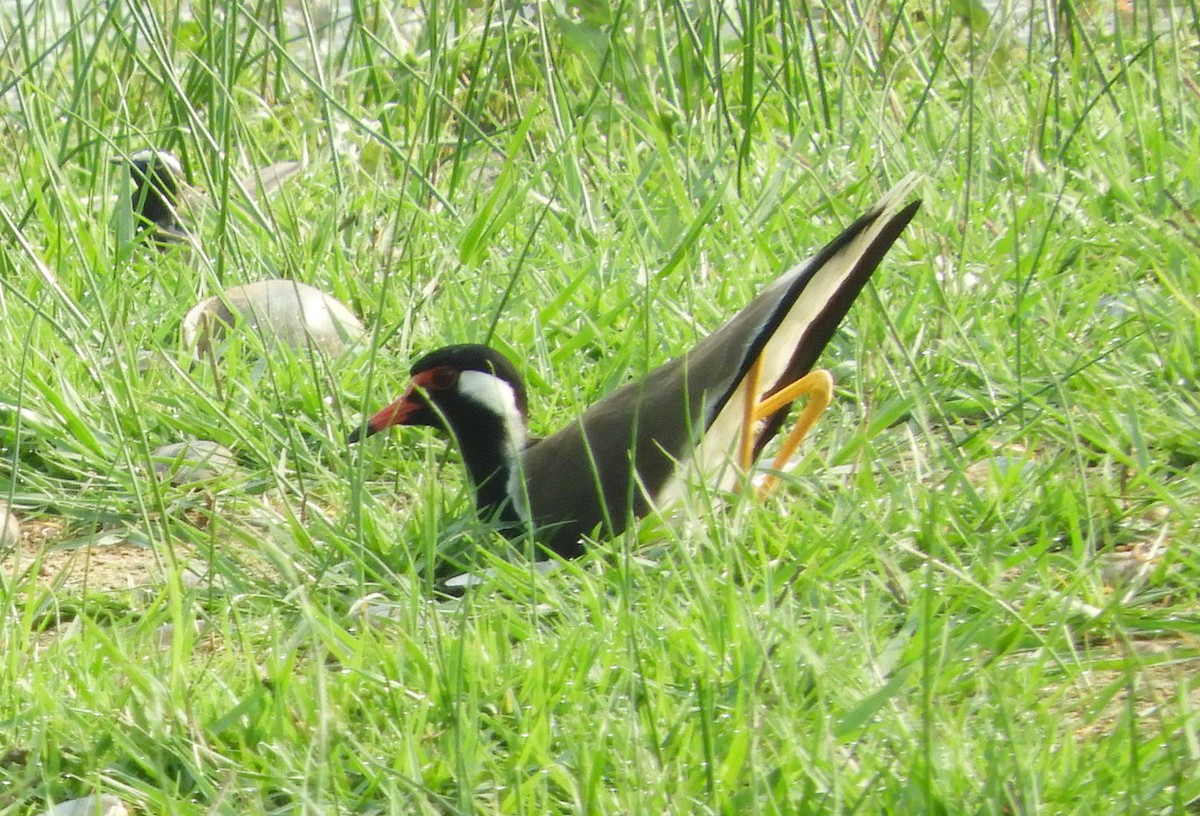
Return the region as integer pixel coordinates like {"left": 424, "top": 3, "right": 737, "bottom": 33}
{"left": 740, "top": 184, "right": 923, "bottom": 457}
{"left": 890, "top": 197, "right": 923, "bottom": 230}
{"left": 874, "top": 196, "right": 922, "bottom": 248}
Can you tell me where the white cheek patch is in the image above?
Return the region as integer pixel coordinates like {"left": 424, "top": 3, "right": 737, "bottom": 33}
{"left": 456, "top": 369, "right": 531, "bottom": 519}
{"left": 457, "top": 370, "right": 528, "bottom": 449}
{"left": 128, "top": 148, "right": 183, "bottom": 178}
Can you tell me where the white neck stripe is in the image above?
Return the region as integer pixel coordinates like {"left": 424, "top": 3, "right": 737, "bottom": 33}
{"left": 456, "top": 371, "right": 526, "bottom": 444}
{"left": 456, "top": 369, "right": 530, "bottom": 520}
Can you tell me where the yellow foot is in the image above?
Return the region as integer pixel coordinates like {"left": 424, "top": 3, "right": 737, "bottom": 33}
{"left": 738, "top": 357, "right": 833, "bottom": 500}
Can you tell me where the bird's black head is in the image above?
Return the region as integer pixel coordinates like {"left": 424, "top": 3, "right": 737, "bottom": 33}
{"left": 349, "top": 344, "right": 528, "bottom": 442}
{"left": 409, "top": 344, "right": 528, "bottom": 416}
{"left": 124, "top": 150, "right": 185, "bottom": 236}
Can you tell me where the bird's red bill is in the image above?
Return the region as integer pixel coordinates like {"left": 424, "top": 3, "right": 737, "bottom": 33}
{"left": 365, "top": 389, "right": 420, "bottom": 434}
{"left": 355, "top": 369, "right": 444, "bottom": 440}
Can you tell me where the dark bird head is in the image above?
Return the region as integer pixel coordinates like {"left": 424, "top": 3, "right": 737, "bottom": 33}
{"left": 348, "top": 344, "right": 528, "bottom": 443}
{"left": 121, "top": 149, "right": 189, "bottom": 243}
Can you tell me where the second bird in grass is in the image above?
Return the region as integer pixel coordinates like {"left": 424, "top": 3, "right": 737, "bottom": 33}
{"left": 351, "top": 178, "right": 922, "bottom": 558}
{"left": 117, "top": 148, "right": 303, "bottom": 247}
{"left": 123, "top": 149, "right": 191, "bottom": 246}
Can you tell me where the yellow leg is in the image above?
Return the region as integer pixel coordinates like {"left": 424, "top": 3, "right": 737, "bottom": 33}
{"left": 737, "top": 364, "right": 834, "bottom": 500}
{"left": 739, "top": 356, "right": 765, "bottom": 472}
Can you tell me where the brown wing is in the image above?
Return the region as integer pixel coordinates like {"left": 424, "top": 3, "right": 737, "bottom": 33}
{"left": 521, "top": 177, "right": 922, "bottom": 553}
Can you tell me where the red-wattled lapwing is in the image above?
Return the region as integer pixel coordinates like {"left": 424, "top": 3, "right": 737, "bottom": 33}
{"left": 123, "top": 149, "right": 191, "bottom": 246}
{"left": 117, "top": 148, "right": 302, "bottom": 247}
{"left": 351, "top": 177, "right": 921, "bottom": 558}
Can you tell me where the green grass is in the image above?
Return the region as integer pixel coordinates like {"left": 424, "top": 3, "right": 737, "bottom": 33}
{"left": 2, "top": 0, "right": 1199, "bottom": 812}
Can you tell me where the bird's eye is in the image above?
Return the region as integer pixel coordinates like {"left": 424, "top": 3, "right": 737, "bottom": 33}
{"left": 429, "top": 367, "right": 459, "bottom": 390}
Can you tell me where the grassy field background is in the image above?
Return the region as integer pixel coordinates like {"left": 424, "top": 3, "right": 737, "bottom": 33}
{"left": 2, "top": 0, "right": 1198, "bottom": 812}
